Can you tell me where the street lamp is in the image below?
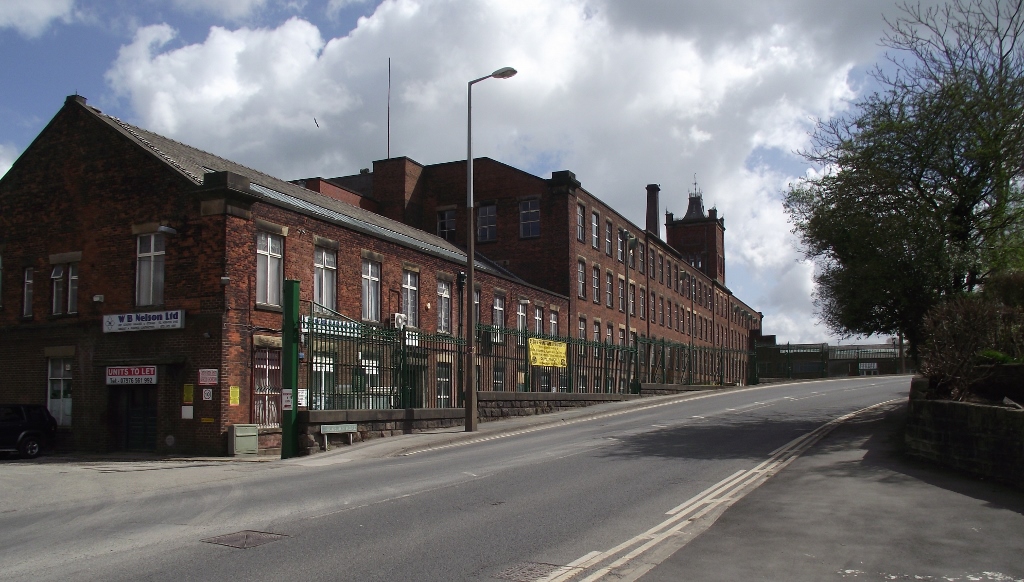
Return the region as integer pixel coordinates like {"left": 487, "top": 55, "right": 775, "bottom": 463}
{"left": 619, "top": 228, "right": 638, "bottom": 393}
{"left": 466, "top": 66, "right": 517, "bottom": 432}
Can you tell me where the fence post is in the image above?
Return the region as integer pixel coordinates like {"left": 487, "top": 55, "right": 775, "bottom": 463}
{"left": 281, "top": 280, "right": 300, "bottom": 460}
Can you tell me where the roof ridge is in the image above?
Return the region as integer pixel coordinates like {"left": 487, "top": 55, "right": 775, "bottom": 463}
{"left": 105, "top": 115, "right": 204, "bottom": 184}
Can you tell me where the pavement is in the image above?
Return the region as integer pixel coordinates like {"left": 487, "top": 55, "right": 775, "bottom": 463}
{"left": 636, "top": 400, "right": 1024, "bottom": 582}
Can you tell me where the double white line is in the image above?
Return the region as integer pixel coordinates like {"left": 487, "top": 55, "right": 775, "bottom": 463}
{"left": 540, "top": 399, "right": 901, "bottom": 582}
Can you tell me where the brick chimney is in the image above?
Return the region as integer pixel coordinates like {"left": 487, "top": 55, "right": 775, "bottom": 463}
{"left": 646, "top": 184, "right": 660, "bottom": 239}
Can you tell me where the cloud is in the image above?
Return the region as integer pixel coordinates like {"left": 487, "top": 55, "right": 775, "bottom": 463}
{"left": 0, "top": 143, "right": 19, "bottom": 178}
{"left": 170, "top": 0, "right": 269, "bottom": 21}
{"left": 0, "top": 0, "right": 76, "bottom": 38}
{"left": 104, "top": 0, "right": 912, "bottom": 342}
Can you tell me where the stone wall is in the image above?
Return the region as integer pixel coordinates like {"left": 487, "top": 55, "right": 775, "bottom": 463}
{"left": 905, "top": 377, "right": 1024, "bottom": 487}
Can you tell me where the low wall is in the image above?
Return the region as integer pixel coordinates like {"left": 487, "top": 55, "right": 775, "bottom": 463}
{"left": 293, "top": 391, "right": 645, "bottom": 454}
{"left": 905, "top": 378, "right": 1024, "bottom": 488}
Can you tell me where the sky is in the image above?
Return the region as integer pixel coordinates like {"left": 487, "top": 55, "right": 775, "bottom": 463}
{"left": 0, "top": 0, "right": 938, "bottom": 344}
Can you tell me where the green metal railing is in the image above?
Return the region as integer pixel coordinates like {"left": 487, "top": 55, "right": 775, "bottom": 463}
{"left": 299, "top": 302, "right": 755, "bottom": 411}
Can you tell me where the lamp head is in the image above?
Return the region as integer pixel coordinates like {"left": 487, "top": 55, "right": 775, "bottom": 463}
{"left": 491, "top": 67, "right": 517, "bottom": 79}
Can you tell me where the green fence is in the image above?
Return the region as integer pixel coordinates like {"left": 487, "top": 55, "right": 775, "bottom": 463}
{"left": 299, "top": 302, "right": 755, "bottom": 411}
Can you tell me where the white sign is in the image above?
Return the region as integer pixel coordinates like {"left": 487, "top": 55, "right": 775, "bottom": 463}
{"left": 182, "top": 406, "right": 194, "bottom": 419}
{"left": 106, "top": 366, "right": 158, "bottom": 385}
{"left": 282, "top": 391, "right": 293, "bottom": 411}
{"left": 103, "top": 310, "right": 184, "bottom": 333}
{"left": 202, "top": 388, "right": 213, "bottom": 401}
{"left": 198, "top": 369, "right": 219, "bottom": 385}
{"left": 858, "top": 362, "right": 879, "bottom": 370}
{"left": 298, "top": 389, "right": 308, "bottom": 407}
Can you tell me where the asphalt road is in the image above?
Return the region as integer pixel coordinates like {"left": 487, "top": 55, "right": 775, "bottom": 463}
{"left": 0, "top": 376, "right": 912, "bottom": 581}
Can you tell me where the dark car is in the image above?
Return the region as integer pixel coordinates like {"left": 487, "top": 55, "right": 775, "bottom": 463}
{"left": 0, "top": 404, "right": 58, "bottom": 459}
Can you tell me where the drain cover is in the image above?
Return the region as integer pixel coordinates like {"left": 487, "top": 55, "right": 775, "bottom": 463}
{"left": 494, "top": 562, "right": 569, "bottom": 582}
{"left": 202, "top": 530, "right": 288, "bottom": 549}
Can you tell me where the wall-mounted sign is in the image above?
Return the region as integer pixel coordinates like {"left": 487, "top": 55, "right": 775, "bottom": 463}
{"left": 203, "top": 388, "right": 213, "bottom": 401}
{"left": 528, "top": 338, "right": 568, "bottom": 368}
{"left": 183, "top": 384, "right": 194, "bottom": 404}
{"left": 282, "top": 391, "right": 293, "bottom": 411}
{"left": 198, "top": 369, "right": 218, "bottom": 385}
{"left": 229, "top": 386, "right": 240, "bottom": 406}
{"left": 106, "top": 366, "right": 158, "bottom": 385}
{"left": 103, "top": 310, "right": 184, "bottom": 333}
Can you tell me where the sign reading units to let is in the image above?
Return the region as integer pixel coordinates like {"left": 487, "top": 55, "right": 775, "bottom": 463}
{"left": 103, "top": 310, "right": 184, "bottom": 333}
{"left": 106, "top": 366, "right": 157, "bottom": 385}
{"left": 528, "top": 338, "right": 568, "bottom": 368}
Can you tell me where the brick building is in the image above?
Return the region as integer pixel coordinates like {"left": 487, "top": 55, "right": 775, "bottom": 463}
{"left": 314, "top": 156, "right": 763, "bottom": 384}
{"left": 0, "top": 96, "right": 568, "bottom": 455}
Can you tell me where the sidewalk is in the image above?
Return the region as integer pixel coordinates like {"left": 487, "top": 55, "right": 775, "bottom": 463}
{"left": 637, "top": 401, "right": 1024, "bottom": 582}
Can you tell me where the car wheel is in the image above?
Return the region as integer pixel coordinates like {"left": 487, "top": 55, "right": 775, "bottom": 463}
{"left": 19, "top": 436, "right": 41, "bottom": 459}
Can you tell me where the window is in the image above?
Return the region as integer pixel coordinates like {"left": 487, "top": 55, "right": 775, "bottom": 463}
{"left": 639, "top": 245, "right": 645, "bottom": 274}
{"left": 658, "top": 254, "right": 664, "bottom": 283}
{"left": 517, "top": 302, "right": 527, "bottom": 345}
{"left": 639, "top": 288, "right": 646, "bottom": 320}
{"left": 628, "top": 246, "right": 635, "bottom": 269}
{"left": 50, "top": 263, "right": 78, "bottom": 315}
{"left": 492, "top": 294, "right": 505, "bottom": 342}
{"left": 605, "top": 272, "right": 613, "bottom": 307}
{"left": 437, "top": 210, "right": 456, "bottom": 241}
{"left": 361, "top": 259, "right": 381, "bottom": 321}
{"left": 48, "top": 358, "right": 72, "bottom": 426}
{"left": 256, "top": 232, "right": 283, "bottom": 306}
{"left": 137, "top": 233, "right": 166, "bottom": 306}
{"left": 22, "top": 268, "right": 33, "bottom": 318}
{"left": 477, "top": 204, "right": 497, "bottom": 242}
{"left": 667, "top": 300, "right": 673, "bottom": 329}
{"left": 666, "top": 262, "right": 672, "bottom": 288}
{"left": 401, "top": 270, "right": 419, "bottom": 328}
{"left": 474, "top": 290, "right": 481, "bottom": 326}
{"left": 549, "top": 311, "right": 558, "bottom": 336}
{"left": 594, "top": 321, "right": 601, "bottom": 355}
{"left": 576, "top": 203, "right": 585, "bottom": 241}
{"left": 606, "top": 323, "right": 613, "bottom": 344}
{"left": 534, "top": 305, "right": 543, "bottom": 334}
{"left": 675, "top": 266, "right": 681, "bottom": 293}
{"left": 592, "top": 265, "right": 600, "bottom": 304}
{"left": 629, "top": 283, "right": 636, "bottom": 316}
{"left": 659, "top": 297, "right": 665, "bottom": 325}
{"left": 591, "top": 212, "right": 599, "bottom": 248}
{"left": 650, "top": 291, "right": 656, "bottom": 322}
{"left": 437, "top": 280, "right": 452, "bottom": 333}
{"left": 676, "top": 305, "right": 681, "bottom": 331}
{"left": 437, "top": 363, "right": 453, "bottom": 408}
{"left": 578, "top": 317, "right": 586, "bottom": 340}
{"left": 493, "top": 365, "right": 506, "bottom": 391}
{"left": 605, "top": 221, "right": 613, "bottom": 255}
{"left": 617, "top": 231, "right": 625, "bottom": 262}
{"left": 521, "top": 199, "right": 541, "bottom": 238}
{"left": 577, "top": 260, "right": 586, "bottom": 298}
{"left": 618, "top": 278, "right": 625, "bottom": 312}
{"left": 314, "top": 247, "right": 337, "bottom": 312}
{"left": 254, "top": 348, "right": 282, "bottom": 427}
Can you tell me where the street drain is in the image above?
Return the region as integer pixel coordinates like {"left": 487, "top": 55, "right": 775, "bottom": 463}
{"left": 201, "top": 530, "right": 288, "bottom": 549}
{"left": 494, "top": 562, "right": 571, "bottom": 581}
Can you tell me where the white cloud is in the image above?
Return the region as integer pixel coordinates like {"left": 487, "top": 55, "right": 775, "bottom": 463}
{"left": 170, "top": 0, "right": 269, "bottom": 21}
{"left": 104, "top": 0, "right": 912, "bottom": 342}
{"left": 0, "top": 0, "right": 75, "bottom": 38}
{"left": 0, "top": 143, "right": 19, "bottom": 178}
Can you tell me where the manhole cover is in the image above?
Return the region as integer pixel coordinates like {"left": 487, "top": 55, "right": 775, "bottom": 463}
{"left": 202, "top": 530, "right": 288, "bottom": 549}
{"left": 494, "top": 562, "right": 569, "bottom": 582}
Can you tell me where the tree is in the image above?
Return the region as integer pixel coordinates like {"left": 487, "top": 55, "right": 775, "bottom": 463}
{"left": 785, "top": 0, "right": 1024, "bottom": 349}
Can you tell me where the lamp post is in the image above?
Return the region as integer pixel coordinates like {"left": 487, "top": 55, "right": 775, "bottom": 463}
{"left": 466, "top": 66, "right": 517, "bottom": 432}
{"left": 619, "top": 228, "right": 638, "bottom": 393}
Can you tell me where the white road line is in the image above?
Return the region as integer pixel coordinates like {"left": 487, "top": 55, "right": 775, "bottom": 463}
{"left": 540, "top": 398, "right": 903, "bottom": 582}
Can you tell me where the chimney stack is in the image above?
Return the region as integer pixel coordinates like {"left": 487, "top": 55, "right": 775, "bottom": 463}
{"left": 646, "top": 184, "right": 660, "bottom": 239}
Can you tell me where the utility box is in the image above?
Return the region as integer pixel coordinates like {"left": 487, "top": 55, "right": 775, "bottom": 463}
{"left": 229, "top": 424, "right": 259, "bottom": 456}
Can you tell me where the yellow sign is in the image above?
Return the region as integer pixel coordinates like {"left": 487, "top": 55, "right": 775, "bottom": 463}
{"left": 528, "top": 338, "right": 567, "bottom": 368}
{"left": 183, "top": 384, "right": 194, "bottom": 405}
{"left": 229, "top": 386, "right": 240, "bottom": 406}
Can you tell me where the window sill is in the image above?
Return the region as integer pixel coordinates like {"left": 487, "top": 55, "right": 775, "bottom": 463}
{"left": 255, "top": 303, "right": 283, "bottom": 313}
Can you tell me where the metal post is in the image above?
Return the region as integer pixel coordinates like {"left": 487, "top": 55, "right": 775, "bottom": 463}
{"left": 281, "top": 279, "right": 300, "bottom": 459}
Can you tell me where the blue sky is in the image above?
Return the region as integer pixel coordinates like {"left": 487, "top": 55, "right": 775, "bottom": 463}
{"left": 0, "top": 0, "right": 938, "bottom": 343}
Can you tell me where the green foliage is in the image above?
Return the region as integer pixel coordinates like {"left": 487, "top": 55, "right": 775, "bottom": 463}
{"left": 785, "top": 0, "right": 1024, "bottom": 346}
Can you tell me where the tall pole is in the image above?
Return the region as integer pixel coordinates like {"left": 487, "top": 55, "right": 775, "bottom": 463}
{"left": 281, "top": 279, "right": 300, "bottom": 459}
{"left": 465, "top": 66, "right": 517, "bottom": 433}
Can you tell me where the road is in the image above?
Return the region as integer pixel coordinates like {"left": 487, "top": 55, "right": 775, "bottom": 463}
{"left": 0, "top": 376, "right": 910, "bottom": 581}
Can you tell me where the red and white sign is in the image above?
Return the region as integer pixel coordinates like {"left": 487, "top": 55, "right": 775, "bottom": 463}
{"left": 198, "top": 369, "right": 219, "bottom": 385}
{"left": 106, "top": 366, "right": 158, "bottom": 385}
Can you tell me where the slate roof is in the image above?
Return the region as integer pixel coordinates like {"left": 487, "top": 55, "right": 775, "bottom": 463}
{"left": 82, "top": 101, "right": 527, "bottom": 284}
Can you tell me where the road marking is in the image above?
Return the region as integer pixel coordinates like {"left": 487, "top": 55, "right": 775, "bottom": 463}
{"left": 539, "top": 398, "right": 903, "bottom": 582}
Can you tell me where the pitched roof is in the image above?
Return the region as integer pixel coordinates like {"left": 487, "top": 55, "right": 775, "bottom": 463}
{"left": 80, "top": 101, "right": 529, "bottom": 284}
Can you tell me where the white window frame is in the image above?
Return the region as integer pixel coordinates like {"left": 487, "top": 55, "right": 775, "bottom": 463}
{"left": 577, "top": 260, "right": 586, "bottom": 298}
{"left": 401, "top": 270, "right": 419, "bottom": 328}
{"left": 256, "top": 232, "right": 283, "bottom": 307}
{"left": 618, "top": 278, "right": 626, "bottom": 312}
{"left": 576, "top": 203, "right": 585, "bottom": 241}
{"left": 137, "top": 233, "right": 166, "bottom": 307}
{"left": 51, "top": 263, "right": 78, "bottom": 315}
{"left": 591, "top": 212, "right": 599, "bottom": 249}
{"left": 517, "top": 301, "right": 527, "bottom": 346}
{"left": 605, "top": 221, "right": 613, "bottom": 256}
{"left": 437, "top": 280, "right": 452, "bottom": 334}
{"left": 361, "top": 259, "right": 381, "bottom": 322}
{"left": 314, "top": 247, "right": 337, "bottom": 312}
{"left": 592, "top": 265, "right": 600, "bottom": 304}
{"left": 48, "top": 357, "right": 72, "bottom": 427}
{"left": 492, "top": 294, "right": 505, "bottom": 342}
{"left": 534, "top": 305, "right": 543, "bottom": 334}
{"left": 549, "top": 311, "right": 558, "bottom": 336}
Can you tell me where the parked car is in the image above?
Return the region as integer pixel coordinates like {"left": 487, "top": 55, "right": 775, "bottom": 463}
{"left": 0, "top": 404, "right": 58, "bottom": 459}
